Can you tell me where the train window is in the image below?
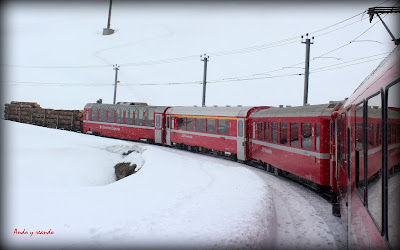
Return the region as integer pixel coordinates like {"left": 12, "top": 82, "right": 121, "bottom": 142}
{"left": 99, "top": 106, "right": 107, "bottom": 122}
{"left": 218, "top": 119, "right": 229, "bottom": 135}
{"left": 366, "top": 93, "right": 383, "bottom": 231}
{"left": 125, "top": 108, "right": 134, "bottom": 125}
{"left": 116, "top": 107, "right": 124, "bottom": 124}
{"left": 272, "top": 122, "right": 278, "bottom": 143}
{"left": 85, "top": 110, "right": 89, "bottom": 120}
{"left": 135, "top": 107, "right": 144, "bottom": 126}
{"left": 144, "top": 108, "right": 155, "bottom": 127}
{"left": 177, "top": 117, "right": 185, "bottom": 130}
{"left": 301, "top": 123, "right": 312, "bottom": 150}
{"left": 107, "top": 106, "right": 116, "bottom": 123}
{"left": 91, "top": 106, "right": 99, "bottom": 121}
{"left": 196, "top": 118, "right": 205, "bottom": 132}
{"left": 375, "top": 124, "right": 380, "bottom": 146}
{"left": 186, "top": 118, "right": 194, "bottom": 131}
{"left": 155, "top": 114, "right": 161, "bottom": 128}
{"left": 290, "top": 122, "right": 299, "bottom": 147}
{"left": 280, "top": 122, "right": 288, "bottom": 145}
{"left": 257, "top": 122, "right": 263, "bottom": 140}
{"left": 166, "top": 116, "right": 170, "bottom": 129}
{"left": 264, "top": 122, "right": 270, "bottom": 142}
{"left": 206, "top": 119, "right": 216, "bottom": 133}
{"left": 387, "top": 82, "right": 400, "bottom": 249}
{"left": 316, "top": 123, "right": 320, "bottom": 152}
{"left": 368, "top": 123, "right": 374, "bottom": 148}
{"left": 238, "top": 120, "right": 244, "bottom": 137}
{"left": 355, "top": 104, "right": 365, "bottom": 202}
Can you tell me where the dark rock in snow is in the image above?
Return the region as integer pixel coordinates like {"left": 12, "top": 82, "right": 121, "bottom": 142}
{"left": 114, "top": 162, "right": 137, "bottom": 181}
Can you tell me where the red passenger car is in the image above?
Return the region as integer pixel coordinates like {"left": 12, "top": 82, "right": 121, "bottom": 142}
{"left": 334, "top": 45, "right": 400, "bottom": 249}
{"left": 248, "top": 103, "right": 342, "bottom": 194}
{"left": 83, "top": 102, "right": 169, "bottom": 143}
{"left": 165, "top": 106, "right": 270, "bottom": 161}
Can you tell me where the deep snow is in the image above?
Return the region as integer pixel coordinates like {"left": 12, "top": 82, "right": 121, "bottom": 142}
{"left": 1, "top": 119, "right": 345, "bottom": 249}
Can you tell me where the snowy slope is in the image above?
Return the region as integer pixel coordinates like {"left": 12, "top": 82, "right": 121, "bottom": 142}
{"left": 1, "top": 120, "right": 345, "bottom": 249}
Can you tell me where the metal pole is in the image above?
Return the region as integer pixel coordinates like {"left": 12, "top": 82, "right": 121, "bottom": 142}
{"left": 107, "top": 0, "right": 112, "bottom": 29}
{"left": 201, "top": 54, "right": 209, "bottom": 107}
{"left": 301, "top": 34, "right": 314, "bottom": 106}
{"left": 113, "top": 64, "right": 120, "bottom": 104}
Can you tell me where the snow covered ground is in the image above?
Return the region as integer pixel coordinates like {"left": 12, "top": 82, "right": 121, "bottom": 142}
{"left": 1, "top": 119, "right": 346, "bottom": 249}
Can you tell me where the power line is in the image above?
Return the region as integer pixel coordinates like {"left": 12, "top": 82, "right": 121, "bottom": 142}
{"left": 1, "top": 7, "right": 374, "bottom": 70}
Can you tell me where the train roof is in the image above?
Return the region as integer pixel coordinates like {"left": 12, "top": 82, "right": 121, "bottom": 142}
{"left": 166, "top": 106, "right": 270, "bottom": 118}
{"left": 84, "top": 103, "right": 167, "bottom": 112}
{"left": 250, "top": 102, "right": 342, "bottom": 118}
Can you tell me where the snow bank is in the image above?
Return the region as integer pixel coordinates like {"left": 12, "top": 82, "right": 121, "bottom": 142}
{"left": 2, "top": 120, "right": 275, "bottom": 248}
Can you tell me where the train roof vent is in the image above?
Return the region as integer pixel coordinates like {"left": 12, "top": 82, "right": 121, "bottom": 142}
{"left": 226, "top": 105, "right": 231, "bottom": 107}
{"left": 193, "top": 105, "right": 198, "bottom": 107}
{"left": 237, "top": 105, "right": 242, "bottom": 107}
{"left": 373, "top": 106, "right": 379, "bottom": 109}
{"left": 286, "top": 105, "right": 291, "bottom": 107}
{"left": 279, "top": 105, "right": 284, "bottom": 108}
{"left": 213, "top": 105, "right": 218, "bottom": 107}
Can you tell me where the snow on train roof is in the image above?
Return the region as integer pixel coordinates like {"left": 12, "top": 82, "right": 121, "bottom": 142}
{"left": 250, "top": 103, "right": 342, "bottom": 118}
{"left": 166, "top": 106, "right": 258, "bottom": 117}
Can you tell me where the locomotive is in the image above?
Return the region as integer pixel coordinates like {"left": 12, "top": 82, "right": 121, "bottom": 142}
{"left": 83, "top": 45, "right": 399, "bottom": 249}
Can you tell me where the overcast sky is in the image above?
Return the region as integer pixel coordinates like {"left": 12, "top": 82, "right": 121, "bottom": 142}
{"left": 1, "top": 0, "right": 399, "bottom": 109}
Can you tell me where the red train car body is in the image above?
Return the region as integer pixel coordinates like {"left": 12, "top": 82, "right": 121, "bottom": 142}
{"left": 333, "top": 45, "right": 400, "bottom": 249}
{"left": 248, "top": 103, "right": 341, "bottom": 189}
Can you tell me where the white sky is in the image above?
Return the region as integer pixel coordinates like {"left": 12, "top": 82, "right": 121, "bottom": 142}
{"left": 1, "top": 0, "right": 399, "bottom": 109}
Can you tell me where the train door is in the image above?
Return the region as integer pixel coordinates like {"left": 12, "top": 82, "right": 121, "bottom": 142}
{"left": 155, "top": 113, "right": 162, "bottom": 144}
{"left": 166, "top": 115, "right": 171, "bottom": 145}
{"left": 237, "top": 118, "right": 246, "bottom": 161}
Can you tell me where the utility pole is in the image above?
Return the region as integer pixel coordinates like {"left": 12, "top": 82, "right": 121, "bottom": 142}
{"left": 113, "top": 64, "right": 120, "bottom": 104}
{"left": 200, "top": 54, "right": 209, "bottom": 107}
{"left": 301, "top": 34, "right": 314, "bottom": 106}
{"left": 103, "top": 0, "right": 115, "bottom": 35}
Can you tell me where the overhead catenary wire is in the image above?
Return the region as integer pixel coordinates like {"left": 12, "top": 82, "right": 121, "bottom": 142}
{"left": 4, "top": 51, "right": 389, "bottom": 87}
{"left": 1, "top": 6, "right": 376, "bottom": 70}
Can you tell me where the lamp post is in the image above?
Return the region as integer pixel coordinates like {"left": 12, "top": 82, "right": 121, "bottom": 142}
{"left": 103, "top": 0, "right": 115, "bottom": 35}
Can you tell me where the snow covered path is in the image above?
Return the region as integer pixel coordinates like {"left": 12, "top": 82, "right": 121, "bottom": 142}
{"left": 1, "top": 120, "right": 345, "bottom": 249}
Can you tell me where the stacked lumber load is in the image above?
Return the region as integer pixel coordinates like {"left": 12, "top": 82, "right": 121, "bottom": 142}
{"left": 3, "top": 101, "right": 83, "bottom": 132}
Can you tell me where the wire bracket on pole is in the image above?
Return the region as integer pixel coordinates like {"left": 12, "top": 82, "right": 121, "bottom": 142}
{"left": 367, "top": 7, "right": 400, "bottom": 45}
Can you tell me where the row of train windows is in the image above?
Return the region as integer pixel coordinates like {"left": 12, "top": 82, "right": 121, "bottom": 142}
{"left": 350, "top": 81, "right": 399, "bottom": 249}
{"left": 255, "top": 122, "right": 319, "bottom": 151}
{"left": 174, "top": 117, "right": 229, "bottom": 135}
{"left": 355, "top": 121, "right": 400, "bottom": 150}
{"left": 90, "top": 107, "right": 156, "bottom": 127}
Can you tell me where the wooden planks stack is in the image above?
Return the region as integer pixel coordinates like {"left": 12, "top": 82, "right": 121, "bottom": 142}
{"left": 4, "top": 101, "right": 83, "bottom": 132}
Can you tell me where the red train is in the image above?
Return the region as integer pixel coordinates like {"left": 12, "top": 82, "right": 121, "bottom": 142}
{"left": 83, "top": 46, "right": 400, "bottom": 249}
